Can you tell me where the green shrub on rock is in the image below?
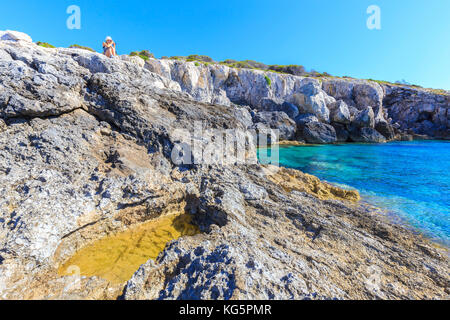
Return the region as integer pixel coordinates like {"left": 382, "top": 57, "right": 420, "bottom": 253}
{"left": 233, "top": 61, "right": 253, "bottom": 69}
{"left": 186, "top": 54, "right": 214, "bottom": 63}
{"left": 219, "top": 60, "right": 266, "bottom": 70}
{"left": 242, "top": 60, "right": 268, "bottom": 70}
{"left": 36, "top": 42, "right": 55, "bottom": 49}
{"left": 220, "top": 59, "right": 237, "bottom": 65}
{"left": 268, "top": 64, "right": 306, "bottom": 76}
{"left": 130, "top": 50, "right": 154, "bottom": 61}
{"left": 69, "top": 44, "right": 95, "bottom": 52}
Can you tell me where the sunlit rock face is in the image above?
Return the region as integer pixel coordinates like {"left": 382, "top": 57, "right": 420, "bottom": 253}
{"left": 0, "top": 30, "right": 33, "bottom": 42}
{"left": 145, "top": 58, "right": 448, "bottom": 142}
{"left": 0, "top": 32, "right": 449, "bottom": 300}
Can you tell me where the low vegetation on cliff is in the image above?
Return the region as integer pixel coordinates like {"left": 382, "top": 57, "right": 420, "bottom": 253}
{"left": 69, "top": 44, "right": 95, "bottom": 52}
{"left": 32, "top": 39, "right": 446, "bottom": 92}
{"left": 130, "top": 50, "right": 154, "bottom": 61}
{"left": 264, "top": 74, "right": 271, "bottom": 87}
{"left": 36, "top": 41, "right": 55, "bottom": 49}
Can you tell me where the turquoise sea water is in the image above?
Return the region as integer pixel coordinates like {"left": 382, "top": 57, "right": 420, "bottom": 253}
{"left": 260, "top": 141, "right": 450, "bottom": 247}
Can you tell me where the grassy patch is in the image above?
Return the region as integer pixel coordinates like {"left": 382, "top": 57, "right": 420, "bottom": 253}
{"left": 243, "top": 60, "right": 268, "bottom": 70}
{"left": 36, "top": 41, "right": 55, "bottom": 49}
{"left": 365, "top": 78, "right": 449, "bottom": 95}
{"left": 186, "top": 54, "right": 214, "bottom": 63}
{"left": 268, "top": 64, "right": 306, "bottom": 76}
{"left": 221, "top": 59, "right": 237, "bottom": 65}
{"left": 265, "top": 75, "right": 272, "bottom": 87}
{"left": 366, "top": 78, "right": 420, "bottom": 88}
{"left": 428, "top": 88, "right": 448, "bottom": 95}
{"left": 218, "top": 60, "right": 257, "bottom": 70}
{"left": 69, "top": 44, "right": 95, "bottom": 52}
{"left": 130, "top": 50, "right": 154, "bottom": 61}
{"left": 218, "top": 61, "right": 317, "bottom": 77}
{"left": 367, "top": 78, "right": 393, "bottom": 85}
{"left": 224, "top": 61, "right": 253, "bottom": 69}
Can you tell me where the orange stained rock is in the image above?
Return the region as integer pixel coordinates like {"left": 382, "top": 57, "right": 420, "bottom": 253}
{"left": 266, "top": 166, "right": 360, "bottom": 202}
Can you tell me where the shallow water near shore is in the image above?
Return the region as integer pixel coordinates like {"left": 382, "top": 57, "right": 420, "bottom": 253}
{"left": 260, "top": 141, "right": 450, "bottom": 247}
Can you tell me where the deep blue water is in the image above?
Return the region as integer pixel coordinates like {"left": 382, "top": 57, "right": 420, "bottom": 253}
{"left": 259, "top": 141, "right": 450, "bottom": 247}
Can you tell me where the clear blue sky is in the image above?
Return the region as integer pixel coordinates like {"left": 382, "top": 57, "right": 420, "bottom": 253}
{"left": 1, "top": 0, "right": 449, "bottom": 89}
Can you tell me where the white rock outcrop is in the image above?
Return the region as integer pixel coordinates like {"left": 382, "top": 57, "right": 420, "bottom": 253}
{"left": 0, "top": 30, "right": 33, "bottom": 43}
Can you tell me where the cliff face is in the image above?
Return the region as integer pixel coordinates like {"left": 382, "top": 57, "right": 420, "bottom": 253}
{"left": 145, "top": 58, "right": 449, "bottom": 142}
{"left": 0, "top": 34, "right": 449, "bottom": 300}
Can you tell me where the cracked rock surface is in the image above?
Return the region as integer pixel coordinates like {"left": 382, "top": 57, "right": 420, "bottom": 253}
{"left": 0, "top": 39, "right": 448, "bottom": 300}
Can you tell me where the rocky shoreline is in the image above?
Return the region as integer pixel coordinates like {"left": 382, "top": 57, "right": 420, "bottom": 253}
{"left": 0, "top": 32, "right": 449, "bottom": 300}
{"left": 141, "top": 54, "right": 449, "bottom": 144}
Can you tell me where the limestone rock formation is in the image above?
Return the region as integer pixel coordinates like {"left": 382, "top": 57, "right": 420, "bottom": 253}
{"left": 322, "top": 78, "right": 384, "bottom": 111}
{"left": 349, "top": 126, "right": 387, "bottom": 143}
{"left": 144, "top": 57, "right": 448, "bottom": 143}
{"left": 332, "top": 123, "right": 350, "bottom": 142}
{"left": 0, "top": 32, "right": 449, "bottom": 300}
{"left": 375, "top": 121, "right": 395, "bottom": 140}
{"left": 383, "top": 85, "right": 449, "bottom": 139}
{"left": 259, "top": 98, "right": 299, "bottom": 119}
{"left": 329, "top": 100, "right": 351, "bottom": 124}
{"left": 0, "top": 30, "right": 33, "bottom": 43}
{"left": 295, "top": 114, "right": 319, "bottom": 127}
{"left": 301, "top": 121, "right": 337, "bottom": 144}
{"left": 353, "top": 107, "right": 376, "bottom": 129}
{"left": 291, "top": 80, "right": 331, "bottom": 123}
{"left": 252, "top": 111, "right": 296, "bottom": 141}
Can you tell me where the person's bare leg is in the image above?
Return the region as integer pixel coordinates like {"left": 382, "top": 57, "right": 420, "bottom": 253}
{"left": 105, "top": 47, "right": 112, "bottom": 58}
